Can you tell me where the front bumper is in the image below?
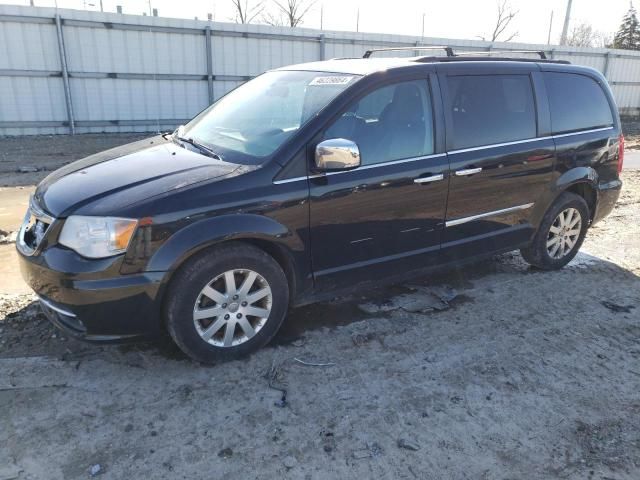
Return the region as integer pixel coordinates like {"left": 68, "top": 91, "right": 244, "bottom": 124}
{"left": 18, "top": 245, "right": 167, "bottom": 342}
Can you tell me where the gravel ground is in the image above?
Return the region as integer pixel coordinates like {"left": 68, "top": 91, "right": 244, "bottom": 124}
{"left": 0, "top": 133, "right": 149, "bottom": 187}
{"left": 0, "top": 135, "right": 639, "bottom": 479}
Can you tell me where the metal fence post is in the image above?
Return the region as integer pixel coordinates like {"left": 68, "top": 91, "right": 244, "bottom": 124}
{"left": 54, "top": 14, "right": 75, "bottom": 134}
{"left": 319, "top": 33, "right": 326, "bottom": 60}
{"left": 603, "top": 51, "right": 611, "bottom": 80}
{"left": 205, "top": 26, "right": 214, "bottom": 104}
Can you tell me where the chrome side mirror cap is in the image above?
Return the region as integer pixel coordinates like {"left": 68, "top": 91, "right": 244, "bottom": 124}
{"left": 314, "top": 138, "right": 361, "bottom": 171}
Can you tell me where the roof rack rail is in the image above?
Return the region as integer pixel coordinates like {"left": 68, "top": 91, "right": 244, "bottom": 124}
{"left": 363, "top": 46, "right": 551, "bottom": 61}
{"left": 454, "top": 49, "right": 548, "bottom": 60}
{"left": 363, "top": 46, "right": 454, "bottom": 58}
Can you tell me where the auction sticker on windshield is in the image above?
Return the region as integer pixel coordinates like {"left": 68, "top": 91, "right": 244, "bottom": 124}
{"left": 309, "top": 76, "right": 355, "bottom": 86}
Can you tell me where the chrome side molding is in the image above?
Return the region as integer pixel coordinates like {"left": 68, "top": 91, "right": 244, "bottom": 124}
{"left": 447, "top": 126, "right": 614, "bottom": 155}
{"left": 274, "top": 126, "right": 615, "bottom": 185}
{"left": 273, "top": 153, "right": 447, "bottom": 184}
{"left": 446, "top": 203, "right": 534, "bottom": 227}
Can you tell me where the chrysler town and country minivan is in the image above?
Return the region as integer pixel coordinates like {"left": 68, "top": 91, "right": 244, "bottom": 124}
{"left": 17, "top": 47, "right": 623, "bottom": 362}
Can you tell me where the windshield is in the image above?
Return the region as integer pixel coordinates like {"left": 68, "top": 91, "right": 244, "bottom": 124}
{"left": 183, "top": 70, "right": 360, "bottom": 163}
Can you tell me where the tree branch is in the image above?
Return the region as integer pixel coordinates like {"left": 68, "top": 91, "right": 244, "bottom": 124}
{"left": 489, "top": 0, "right": 518, "bottom": 42}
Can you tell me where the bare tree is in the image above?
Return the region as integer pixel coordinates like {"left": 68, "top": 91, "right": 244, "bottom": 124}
{"left": 566, "top": 21, "right": 611, "bottom": 48}
{"left": 262, "top": 9, "right": 285, "bottom": 26}
{"left": 480, "top": 0, "right": 518, "bottom": 42}
{"left": 231, "top": 0, "right": 264, "bottom": 24}
{"left": 265, "top": 0, "right": 316, "bottom": 28}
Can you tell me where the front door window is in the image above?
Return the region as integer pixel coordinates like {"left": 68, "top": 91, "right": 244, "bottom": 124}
{"left": 323, "top": 80, "right": 434, "bottom": 165}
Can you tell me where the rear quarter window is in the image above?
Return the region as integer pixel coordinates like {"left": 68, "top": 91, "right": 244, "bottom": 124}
{"left": 543, "top": 72, "right": 614, "bottom": 134}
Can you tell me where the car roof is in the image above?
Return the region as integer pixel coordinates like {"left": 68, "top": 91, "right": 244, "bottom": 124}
{"left": 275, "top": 57, "right": 421, "bottom": 75}
{"left": 275, "top": 56, "right": 580, "bottom": 76}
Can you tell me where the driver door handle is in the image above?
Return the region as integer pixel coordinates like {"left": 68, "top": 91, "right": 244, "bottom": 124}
{"left": 414, "top": 174, "right": 444, "bottom": 184}
{"left": 455, "top": 167, "right": 483, "bottom": 176}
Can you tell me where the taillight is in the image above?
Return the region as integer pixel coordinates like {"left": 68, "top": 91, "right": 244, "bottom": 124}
{"left": 618, "top": 134, "right": 625, "bottom": 174}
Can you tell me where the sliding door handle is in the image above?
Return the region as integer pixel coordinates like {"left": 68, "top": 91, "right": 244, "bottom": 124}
{"left": 414, "top": 174, "right": 444, "bottom": 184}
{"left": 455, "top": 167, "right": 482, "bottom": 176}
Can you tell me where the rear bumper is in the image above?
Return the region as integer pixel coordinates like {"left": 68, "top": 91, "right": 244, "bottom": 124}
{"left": 18, "top": 245, "right": 167, "bottom": 342}
{"left": 593, "top": 179, "right": 622, "bottom": 224}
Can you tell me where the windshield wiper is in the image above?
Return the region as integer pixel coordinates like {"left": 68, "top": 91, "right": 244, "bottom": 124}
{"left": 175, "top": 135, "right": 224, "bottom": 161}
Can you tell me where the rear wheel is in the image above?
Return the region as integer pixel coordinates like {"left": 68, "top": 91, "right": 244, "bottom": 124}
{"left": 165, "top": 242, "right": 289, "bottom": 363}
{"left": 520, "top": 192, "right": 589, "bottom": 270}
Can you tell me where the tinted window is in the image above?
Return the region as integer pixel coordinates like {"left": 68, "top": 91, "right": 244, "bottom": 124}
{"left": 544, "top": 72, "right": 614, "bottom": 134}
{"left": 324, "top": 80, "right": 434, "bottom": 165}
{"left": 446, "top": 75, "right": 536, "bottom": 150}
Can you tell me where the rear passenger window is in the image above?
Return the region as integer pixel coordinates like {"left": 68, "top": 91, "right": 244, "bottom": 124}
{"left": 446, "top": 75, "right": 536, "bottom": 150}
{"left": 544, "top": 72, "right": 614, "bottom": 134}
{"left": 324, "top": 80, "right": 434, "bottom": 165}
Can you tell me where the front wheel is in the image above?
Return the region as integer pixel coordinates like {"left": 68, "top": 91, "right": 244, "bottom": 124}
{"left": 520, "top": 192, "right": 589, "bottom": 270}
{"left": 165, "top": 242, "right": 289, "bottom": 363}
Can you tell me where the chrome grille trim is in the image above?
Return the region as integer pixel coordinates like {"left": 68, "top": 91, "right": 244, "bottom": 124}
{"left": 16, "top": 195, "right": 56, "bottom": 256}
{"left": 29, "top": 196, "right": 54, "bottom": 223}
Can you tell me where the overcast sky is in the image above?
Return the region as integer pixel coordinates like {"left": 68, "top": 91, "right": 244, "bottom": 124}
{"left": 2, "top": 0, "right": 634, "bottom": 45}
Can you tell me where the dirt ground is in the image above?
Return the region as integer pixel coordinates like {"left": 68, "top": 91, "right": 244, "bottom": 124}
{"left": 1, "top": 132, "right": 639, "bottom": 479}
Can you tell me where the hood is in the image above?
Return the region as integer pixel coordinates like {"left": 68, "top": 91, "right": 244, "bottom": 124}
{"left": 35, "top": 136, "right": 241, "bottom": 217}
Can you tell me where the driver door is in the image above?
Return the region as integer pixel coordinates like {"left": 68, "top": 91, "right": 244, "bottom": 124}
{"left": 308, "top": 77, "right": 450, "bottom": 289}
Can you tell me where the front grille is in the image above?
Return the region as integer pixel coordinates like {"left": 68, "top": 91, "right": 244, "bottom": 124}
{"left": 22, "top": 216, "right": 51, "bottom": 250}
{"left": 17, "top": 196, "right": 55, "bottom": 255}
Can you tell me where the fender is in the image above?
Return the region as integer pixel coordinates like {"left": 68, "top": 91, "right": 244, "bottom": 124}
{"left": 554, "top": 166, "right": 599, "bottom": 191}
{"left": 529, "top": 166, "right": 599, "bottom": 228}
{"left": 146, "top": 213, "right": 305, "bottom": 274}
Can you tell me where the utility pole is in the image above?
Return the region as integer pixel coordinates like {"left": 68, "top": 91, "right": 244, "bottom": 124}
{"left": 320, "top": 4, "right": 323, "bottom": 30}
{"left": 421, "top": 12, "right": 425, "bottom": 39}
{"left": 547, "top": 10, "right": 554, "bottom": 44}
{"left": 560, "top": 0, "right": 572, "bottom": 45}
{"left": 356, "top": 7, "right": 359, "bottom": 32}
{"left": 148, "top": 0, "right": 153, "bottom": 16}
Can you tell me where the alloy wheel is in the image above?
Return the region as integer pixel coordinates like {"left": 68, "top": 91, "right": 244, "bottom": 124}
{"left": 546, "top": 207, "right": 582, "bottom": 259}
{"left": 193, "top": 269, "right": 272, "bottom": 347}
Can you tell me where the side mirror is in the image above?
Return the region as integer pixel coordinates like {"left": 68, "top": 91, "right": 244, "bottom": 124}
{"left": 314, "top": 138, "right": 361, "bottom": 171}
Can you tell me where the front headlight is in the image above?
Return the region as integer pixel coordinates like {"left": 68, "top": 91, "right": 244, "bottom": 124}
{"left": 59, "top": 216, "right": 138, "bottom": 259}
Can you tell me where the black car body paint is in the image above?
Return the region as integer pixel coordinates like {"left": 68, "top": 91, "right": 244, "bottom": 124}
{"left": 17, "top": 57, "right": 623, "bottom": 342}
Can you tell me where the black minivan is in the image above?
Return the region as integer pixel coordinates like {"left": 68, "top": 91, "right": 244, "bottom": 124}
{"left": 17, "top": 47, "right": 623, "bottom": 362}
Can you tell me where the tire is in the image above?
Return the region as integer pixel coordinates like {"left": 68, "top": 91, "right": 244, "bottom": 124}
{"left": 165, "top": 242, "right": 289, "bottom": 363}
{"left": 520, "top": 192, "right": 590, "bottom": 270}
